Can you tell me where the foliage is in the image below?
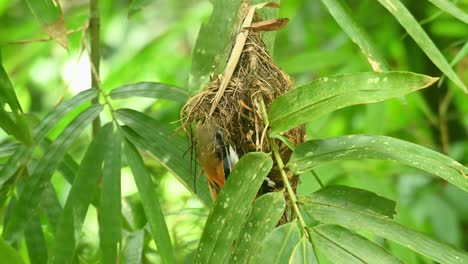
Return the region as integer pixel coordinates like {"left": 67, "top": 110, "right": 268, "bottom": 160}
{"left": 0, "top": 0, "right": 467, "bottom": 263}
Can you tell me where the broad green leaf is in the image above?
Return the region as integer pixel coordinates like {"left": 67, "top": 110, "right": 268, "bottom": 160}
{"left": 269, "top": 72, "right": 438, "bottom": 134}
{"left": 300, "top": 192, "right": 468, "bottom": 264}
{"left": 310, "top": 224, "right": 403, "bottom": 264}
{"left": 128, "top": 0, "right": 151, "bottom": 17}
{"left": 0, "top": 64, "right": 32, "bottom": 145}
{"left": 24, "top": 216, "right": 47, "bottom": 264}
{"left": 320, "top": 0, "right": 389, "bottom": 72}
{"left": 188, "top": 0, "right": 242, "bottom": 93}
{"left": 41, "top": 184, "right": 63, "bottom": 233}
{"left": 376, "top": 0, "right": 467, "bottom": 92}
{"left": 195, "top": 152, "right": 273, "bottom": 263}
{"left": 0, "top": 89, "right": 97, "bottom": 185}
{"left": 0, "top": 142, "right": 19, "bottom": 158}
{"left": 122, "top": 230, "right": 144, "bottom": 264}
{"left": 25, "top": 0, "right": 68, "bottom": 49}
{"left": 3, "top": 104, "right": 103, "bottom": 242}
{"left": 289, "top": 135, "right": 468, "bottom": 192}
{"left": 290, "top": 236, "right": 319, "bottom": 264}
{"left": 109, "top": 82, "right": 188, "bottom": 103}
{"left": 99, "top": 125, "right": 122, "bottom": 264}
{"left": 301, "top": 185, "right": 396, "bottom": 218}
{"left": 0, "top": 63, "right": 23, "bottom": 113}
{"left": 0, "top": 238, "right": 24, "bottom": 264}
{"left": 251, "top": 221, "right": 301, "bottom": 263}
{"left": 116, "top": 108, "right": 212, "bottom": 206}
{"left": 50, "top": 123, "right": 111, "bottom": 264}
{"left": 125, "top": 141, "right": 175, "bottom": 264}
{"left": 231, "top": 191, "right": 286, "bottom": 263}
{"left": 427, "top": 0, "right": 468, "bottom": 24}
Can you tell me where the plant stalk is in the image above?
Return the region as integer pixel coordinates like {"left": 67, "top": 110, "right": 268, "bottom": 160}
{"left": 89, "top": 0, "right": 101, "bottom": 136}
{"left": 257, "top": 96, "right": 310, "bottom": 239}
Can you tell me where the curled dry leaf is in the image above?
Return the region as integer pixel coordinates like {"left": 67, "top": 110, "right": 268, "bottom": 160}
{"left": 244, "top": 18, "right": 289, "bottom": 31}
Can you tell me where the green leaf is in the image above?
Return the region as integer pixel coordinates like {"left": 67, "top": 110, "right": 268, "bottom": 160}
{"left": 320, "top": 0, "right": 389, "bottom": 71}
{"left": 300, "top": 191, "right": 468, "bottom": 264}
{"left": 251, "top": 221, "right": 301, "bottom": 263}
{"left": 195, "top": 152, "right": 273, "bottom": 263}
{"left": 128, "top": 0, "right": 151, "bottom": 17}
{"left": 290, "top": 236, "right": 319, "bottom": 264}
{"left": 376, "top": 0, "right": 467, "bottom": 92}
{"left": 50, "top": 123, "right": 111, "bottom": 264}
{"left": 0, "top": 64, "right": 32, "bottom": 145}
{"left": 3, "top": 104, "right": 103, "bottom": 242}
{"left": 41, "top": 184, "right": 63, "bottom": 233}
{"left": 231, "top": 191, "right": 286, "bottom": 263}
{"left": 289, "top": 135, "right": 468, "bottom": 192}
{"left": 99, "top": 125, "right": 122, "bottom": 264}
{"left": 188, "top": 0, "right": 243, "bottom": 93}
{"left": 125, "top": 141, "right": 175, "bottom": 264}
{"left": 0, "top": 64, "right": 23, "bottom": 114}
{"left": 269, "top": 72, "right": 438, "bottom": 134}
{"left": 427, "top": 0, "right": 468, "bottom": 24}
{"left": 25, "top": 0, "right": 68, "bottom": 49}
{"left": 24, "top": 216, "right": 47, "bottom": 264}
{"left": 0, "top": 238, "right": 25, "bottom": 264}
{"left": 302, "top": 185, "right": 396, "bottom": 218}
{"left": 116, "top": 108, "right": 212, "bottom": 206}
{"left": 109, "top": 82, "right": 188, "bottom": 103}
{"left": 0, "top": 89, "right": 97, "bottom": 185}
{"left": 122, "top": 230, "right": 144, "bottom": 264}
{"left": 310, "top": 224, "right": 403, "bottom": 264}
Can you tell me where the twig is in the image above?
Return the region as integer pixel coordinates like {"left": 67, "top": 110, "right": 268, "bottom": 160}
{"left": 89, "top": 0, "right": 101, "bottom": 136}
{"left": 256, "top": 95, "right": 310, "bottom": 239}
{"left": 6, "top": 26, "right": 87, "bottom": 45}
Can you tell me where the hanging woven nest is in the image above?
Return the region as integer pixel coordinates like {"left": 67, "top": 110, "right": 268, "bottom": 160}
{"left": 181, "top": 1, "right": 305, "bottom": 222}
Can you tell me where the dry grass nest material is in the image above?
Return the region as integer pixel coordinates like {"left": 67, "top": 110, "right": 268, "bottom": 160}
{"left": 181, "top": 15, "right": 305, "bottom": 209}
{"left": 182, "top": 30, "right": 296, "bottom": 151}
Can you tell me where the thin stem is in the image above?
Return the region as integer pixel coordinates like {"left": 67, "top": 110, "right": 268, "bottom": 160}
{"left": 257, "top": 96, "right": 310, "bottom": 239}
{"left": 89, "top": 0, "right": 101, "bottom": 136}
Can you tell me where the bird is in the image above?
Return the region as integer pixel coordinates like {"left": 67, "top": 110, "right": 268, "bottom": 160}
{"left": 196, "top": 123, "right": 239, "bottom": 200}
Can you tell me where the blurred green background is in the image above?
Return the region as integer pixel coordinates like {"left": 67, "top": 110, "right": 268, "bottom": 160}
{"left": 0, "top": 0, "right": 467, "bottom": 262}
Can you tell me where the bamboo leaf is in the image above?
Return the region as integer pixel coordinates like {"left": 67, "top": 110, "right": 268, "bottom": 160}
{"left": 320, "top": 0, "right": 389, "bottom": 72}
{"left": 24, "top": 216, "right": 48, "bottom": 264}
{"left": 0, "top": 89, "right": 97, "bottom": 185}
{"left": 128, "top": 0, "right": 151, "bottom": 17}
{"left": 50, "top": 123, "right": 111, "bottom": 264}
{"left": 251, "top": 221, "right": 301, "bottom": 262}
{"left": 231, "top": 191, "right": 286, "bottom": 263}
{"left": 99, "top": 125, "right": 122, "bottom": 264}
{"left": 25, "top": 0, "right": 68, "bottom": 49}
{"left": 195, "top": 152, "right": 273, "bottom": 263}
{"left": 427, "top": 0, "right": 468, "bottom": 24}
{"left": 290, "top": 236, "right": 319, "bottom": 264}
{"left": 269, "top": 72, "right": 438, "bottom": 134}
{"left": 0, "top": 64, "right": 23, "bottom": 114}
{"left": 0, "top": 238, "right": 24, "bottom": 264}
{"left": 125, "top": 141, "right": 175, "bottom": 264}
{"left": 3, "top": 104, "right": 103, "bottom": 243}
{"left": 109, "top": 82, "right": 188, "bottom": 103}
{"left": 122, "top": 230, "right": 144, "bottom": 264}
{"left": 376, "top": 0, "right": 467, "bottom": 92}
{"left": 300, "top": 189, "right": 468, "bottom": 264}
{"left": 310, "top": 224, "right": 404, "bottom": 264}
{"left": 188, "top": 0, "right": 243, "bottom": 93}
{"left": 289, "top": 135, "right": 468, "bottom": 192}
{"left": 116, "top": 108, "right": 212, "bottom": 206}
